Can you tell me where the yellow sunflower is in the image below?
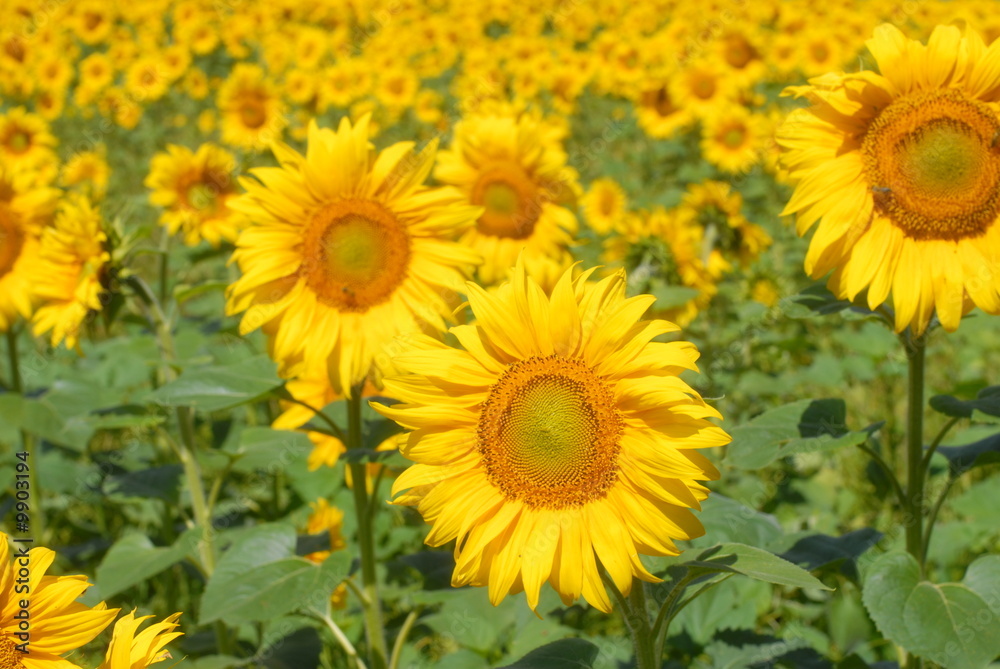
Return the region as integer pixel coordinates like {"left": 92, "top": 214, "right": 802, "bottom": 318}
{"left": 778, "top": 23, "right": 1000, "bottom": 334}
{"left": 30, "top": 195, "right": 109, "bottom": 350}
{"left": 217, "top": 64, "right": 287, "bottom": 151}
{"left": 580, "top": 178, "right": 628, "bottom": 235}
{"left": 272, "top": 365, "right": 345, "bottom": 471}
{"left": 700, "top": 107, "right": 772, "bottom": 175}
{"left": 146, "top": 143, "right": 246, "bottom": 247}
{"left": 1, "top": 532, "right": 119, "bottom": 668}
{"left": 226, "top": 116, "right": 481, "bottom": 395}
{"left": 302, "top": 499, "right": 349, "bottom": 609}
{"left": 634, "top": 82, "right": 694, "bottom": 140}
{"left": 678, "top": 181, "right": 771, "bottom": 277}
{"left": 0, "top": 165, "right": 58, "bottom": 333}
{"left": 0, "top": 107, "right": 57, "bottom": 171}
{"left": 61, "top": 146, "right": 110, "bottom": 201}
{"left": 435, "top": 111, "right": 579, "bottom": 290}
{"left": 97, "top": 611, "right": 183, "bottom": 669}
{"left": 373, "top": 261, "right": 729, "bottom": 612}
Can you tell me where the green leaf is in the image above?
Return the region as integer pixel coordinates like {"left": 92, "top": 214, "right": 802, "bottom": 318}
{"left": 775, "top": 528, "right": 883, "bottom": 582}
{"left": 785, "top": 282, "right": 855, "bottom": 319}
{"left": 498, "top": 638, "right": 599, "bottom": 669}
{"left": 174, "top": 280, "right": 229, "bottom": 305}
{"left": 689, "top": 543, "right": 831, "bottom": 590}
{"left": 726, "top": 399, "right": 872, "bottom": 469}
{"left": 863, "top": 550, "right": 1000, "bottom": 669}
{"left": 936, "top": 432, "right": 1000, "bottom": 476}
{"left": 962, "top": 555, "right": 1000, "bottom": 616}
{"left": 96, "top": 531, "right": 196, "bottom": 598}
{"left": 226, "top": 427, "right": 312, "bottom": 472}
{"left": 105, "top": 465, "right": 183, "bottom": 500}
{"left": 648, "top": 282, "right": 700, "bottom": 309}
{"left": 930, "top": 386, "right": 1000, "bottom": 419}
{"left": 144, "top": 356, "right": 282, "bottom": 411}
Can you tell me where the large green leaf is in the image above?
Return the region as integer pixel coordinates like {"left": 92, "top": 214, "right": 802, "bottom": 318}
{"left": 863, "top": 551, "right": 1000, "bottom": 669}
{"left": 930, "top": 386, "right": 1000, "bottom": 419}
{"left": 498, "top": 638, "right": 599, "bottom": 669}
{"left": 725, "top": 399, "right": 874, "bottom": 469}
{"left": 144, "top": 356, "right": 282, "bottom": 411}
{"left": 689, "top": 543, "right": 831, "bottom": 591}
{"left": 936, "top": 432, "right": 1000, "bottom": 476}
{"left": 96, "top": 530, "right": 197, "bottom": 598}
{"left": 199, "top": 551, "right": 351, "bottom": 625}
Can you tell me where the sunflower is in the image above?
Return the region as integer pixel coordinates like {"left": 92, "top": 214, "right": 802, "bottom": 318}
{"left": 580, "top": 178, "right": 627, "bottom": 235}
{"left": 434, "top": 110, "right": 579, "bottom": 290}
{"left": 125, "top": 57, "right": 170, "bottom": 102}
{"left": 271, "top": 365, "right": 345, "bottom": 471}
{"left": 62, "top": 146, "right": 110, "bottom": 201}
{"left": 303, "top": 499, "right": 349, "bottom": 609}
{"left": 1, "top": 532, "right": 119, "bottom": 668}
{"left": 146, "top": 143, "right": 245, "bottom": 247}
{"left": 226, "top": 115, "right": 481, "bottom": 394}
{"left": 30, "top": 195, "right": 109, "bottom": 350}
{"left": 669, "top": 60, "right": 738, "bottom": 120}
{"left": 0, "top": 165, "right": 58, "bottom": 333}
{"left": 217, "top": 64, "right": 287, "bottom": 151}
{"left": 777, "top": 23, "right": 1000, "bottom": 334}
{"left": 678, "top": 181, "right": 771, "bottom": 278}
{"left": 700, "top": 107, "right": 771, "bottom": 175}
{"left": 634, "top": 82, "right": 694, "bottom": 140}
{"left": 97, "top": 611, "right": 183, "bottom": 669}
{"left": 0, "top": 107, "right": 57, "bottom": 170}
{"left": 373, "top": 261, "right": 728, "bottom": 612}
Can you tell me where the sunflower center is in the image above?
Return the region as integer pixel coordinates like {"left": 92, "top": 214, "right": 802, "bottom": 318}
{"left": 723, "top": 126, "right": 746, "bottom": 148}
{"left": 470, "top": 162, "right": 541, "bottom": 239}
{"left": 302, "top": 198, "right": 410, "bottom": 312}
{"left": 478, "top": 356, "right": 623, "bottom": 509}
{"left": 239, "top": 100, "right": 266, "bottom": 129}
{"left": 692, "top": 75, "right": 716, "bottom": 100}
{"left": 862, "top": 88, "right": 1000, "bottom": 241}
{"left": 186, "top": 182, "right": 220, "bottom": 212}
{"left": 0, "top": 635, "right": 26, "bottom": 669}
{"left": 6, "top": 130, "right": 30, "bottom": 155}
{"left": 0, "top": 205, "right": 25, "bottom": 278}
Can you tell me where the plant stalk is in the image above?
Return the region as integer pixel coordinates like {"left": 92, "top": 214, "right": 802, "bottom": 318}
{"left": 903, "top": 334, "right": 926, "bottom": 669}
{"left": 6, "top": 330, "right": 45, "bottom": 538}
{"left": 347, "top": 390, "right": 389, "bottom": 669}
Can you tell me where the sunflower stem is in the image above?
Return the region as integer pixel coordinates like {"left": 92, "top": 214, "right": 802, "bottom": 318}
{"left": 347, "top": 390, "right": 389, "bottom": 669}
{"left": 902, "top": 334, "right": 926, "bottom": 669}
{"left": 6, "top": 329, "right": 45, "bottom": 540}
{"left": 604, "top": 573, "right": 657, "bottom": 669}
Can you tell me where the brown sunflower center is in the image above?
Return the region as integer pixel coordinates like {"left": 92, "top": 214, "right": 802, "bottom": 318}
{"left": 862, "top": 88, "right": 1000, "bottom": 241}
{"left": 722, "top": 125, "right": 747, "bottom": 148}
{"left": 477, "top": 356, "right": 623, "bottom": 509}
{"left": 0, "top": 205, "right": 25, "bottom": 278}
{"left": 723, "top": 35, "right": 757, "bottom": 69}
{"left": 642, "top": 86, "right": 676, "bottom": 117}
{"left": 238, "top": 99, "right": 266, "bottom": 129}
{"left": 302, "top": 198, "right": 410, "bottom": 312}
{"left": 692, "top": 74, "right": 716, "bottom": 100}
{"left": 5, "top": 130, "right": 30, "bottom": 155}
{"left": 0, "top": 635, "right": 26, "bottom": 669}
{"left": 470, "top": 162, "right": 541, "bottom": 239}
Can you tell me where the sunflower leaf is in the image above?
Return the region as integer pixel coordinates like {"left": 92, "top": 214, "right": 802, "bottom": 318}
{"left": 930, "top": 385, "right": 1000, "bottom": 419}
{"left": 688, "top": 543, "right": 831, "bottom": 590}
{"left": 498, "top": 638, "right": 600, "bottom": 669}
{"left": 144, "top": 355, "right": 282, "bottom": 411}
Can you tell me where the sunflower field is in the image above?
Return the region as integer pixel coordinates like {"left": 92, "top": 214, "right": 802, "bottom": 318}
{"left": 3, "top": 0, "right": 1000, "bottom": 668}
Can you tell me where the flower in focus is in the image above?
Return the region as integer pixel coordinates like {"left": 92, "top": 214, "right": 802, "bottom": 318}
{"left": 146, "top": 143, "right": 246, "bottom": 247}
{"left": 97, "top": 610, "right": 183, "bottom": 669}
{"left": 374, "top": 261, "right": 729, "bottom": 612}
{"left": 30, "top": 195, "right": 109, "bottom": 350}
{"left": 778, "top": 23, "right": 1000, "bottom": 334}
{"left": 1, "top": 532, "right": 119, "bottom": 668}
{"left": 435, "top": 110, "right": 579, "bottom": 290}
{"left": 226, "top": 115, "right": 481, "bottom": 394}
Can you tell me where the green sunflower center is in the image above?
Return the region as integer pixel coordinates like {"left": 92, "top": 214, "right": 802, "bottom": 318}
{"left": 478, "top": 356, "right": 623, "bottom": 509}
{"left": 862, "top": 88, "right": 1000, "bottom": 241}
{"left": 186, "top": 182, "right": 220, "bottom": 212}
{"left": 471, "top": 162, "right": 542, "bottom": 239}
{"left": 0, "top": 205, "right": 25, "bottom": 279}
{"left": 303, "top": 199, "right": 411, "bottom": 313}
{"left": 723, "top": 126, "right": 746, "bottom": 148}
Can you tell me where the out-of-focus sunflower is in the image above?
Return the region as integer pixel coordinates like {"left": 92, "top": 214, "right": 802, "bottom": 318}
{"left": 72, "top": 0, "right": 115, "bottom": 45}
{"left": 227, "top": 116, "right": 481, "bottom": 394}
{"left": 603, "top": 208, "right": 716, "bottom": 327}
{"left": 435, "top": 110, "right": 579, "bottom": 290}
{"left": 0, "top": 107, "right": 57, "bottom": 170}
{"left": 700, "top": 107, "right": 771, "bottom": 174}
{"left": 125, "top": 57, "right": 170, "bottom": 102}
{"left": 0, "top": 532, "right": 119, "bottom": 668}
{"left": 580, "top": 178, "right": 627, "bottom": 235}
{"left": 0, "top": 165, "right": 58, "bottom": 333}
{"left": 272, "top": 366, "right": 345, "bottom": 471}
{"left": 97, "top": 610, "right": 183, "bottom": 669}
{"left": 303, "top": 499, "right": 349, "bottom": 609}
{"left": 62, "top": 146, "right": 110, "bottom": 201}
{"left": 146, "top": 143, "right": 245, "bottom": 247}
{"left": 217, "top": 64, "right": 287, "bottom": 151}
{"left": 678, "top": 181, "right": 771, "bottom": 278}
{"left": 669, "top": 60, "right": 738, "bottom": 120}
{"left": 634, "top": 82, "right": 694, "bottom": 140}
{"left": 778, "top": 23, "right": 1000, "bottom": 334}
{"left": 373, "top": 261, "right": 729, "bottom": 612}
{"left": 30, "top": 195, "right": 109, "bottom": 350}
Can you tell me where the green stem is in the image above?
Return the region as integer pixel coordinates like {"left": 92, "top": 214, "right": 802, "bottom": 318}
{"left": 389, "top": 609, "right": 419, "bottom": 669}
{"left": 320, "top": 612, "right": 366, "bottom": 669}
{"left": 603, "top": 573, "right": 657, "bottom": 669}
{"left": 347, "top": 391, "right": 389, "bottom": 669}
{"left": 651, "top": 571, "right": 697, "bottom": 661}
{"left": 857, "top": 441, "right": 907, "bottom": 509}
{"left": 903, "top": 334, "right": 926, "bottom": 669}
{"left": 921, "top": 476, "right": 957, "bottom": 565}
{"left": 920, "top": 416, "right": 960, "bottom": 478}
{"left": 6, "top": 330, "right": 45, "bottom": 539}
